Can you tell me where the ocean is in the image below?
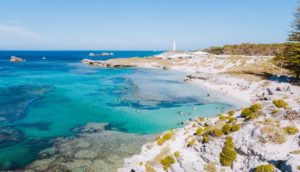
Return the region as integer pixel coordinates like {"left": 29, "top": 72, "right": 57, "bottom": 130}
{"left": 0, "top": 51, "right": 233, "bottom": 170}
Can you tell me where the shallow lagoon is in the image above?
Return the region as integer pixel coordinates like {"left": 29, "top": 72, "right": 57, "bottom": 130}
{"left": 0, "top": 51, "right": 233, "bottom": 170}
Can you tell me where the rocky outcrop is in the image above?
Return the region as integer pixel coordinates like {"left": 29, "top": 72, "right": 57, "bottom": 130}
{"left": 119, "top": 100, "right": 300, "bottom": 172}
{"left": 81, "top": 59, "right": 137, "bottom": 68}
{"left": 10, "top": 56, "right": 25, "bottom": 62}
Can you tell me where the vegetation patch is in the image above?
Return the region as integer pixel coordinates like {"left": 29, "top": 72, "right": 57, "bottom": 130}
{"left": 254, "top": 164, "right": 275, "bottom": 172}
{"left": 195, "top": 127, "right": 203, "bottom": 136}
{"left": 283, "top": 126, "right": 299, "bottom": 135}
{"left": 220, "top": 136, "right": 237, "bottom": 166}
{"left": 241, "top": 104, "right": 262, "bottom": 120}
{"left": 174, "top": 151, "right": 180, "bottom": 158}
{"left": 260, "top": 126, "right": 286, "bottom": 144}
{"left": 272, "top": 99, "right": 288, "bottom": 109}
{"left": 231, "top": 124, "right": 240, "bottom": 132}
{"left": 160, "top": 155, "right": 175, "bottom": 171}
{"left": 202, "top": 134, "right": 209, "bottom": 143}
{"left": 204, "top": 162, "right": 217, "bottom": 172}
{"left": 228, "top": 110, "right": 234, "bottom": 116}
{"left": 222, "top": 124, "right": 231, "bottom": 135}
{"left": 210, "top": 129, "right": 223, "bottom": 137}
{"left": 290, "top": 150, "right": 300, "bottom": 154}
{"left": 157, "top": 131, "right": 174, "bottom": 145}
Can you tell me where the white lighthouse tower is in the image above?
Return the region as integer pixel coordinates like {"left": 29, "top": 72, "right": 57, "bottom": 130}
{"left": 172, "top": 40, "right": 176, "bottom": 52}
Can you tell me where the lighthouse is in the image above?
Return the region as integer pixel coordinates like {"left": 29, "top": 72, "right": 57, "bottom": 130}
{"left": 172, "top": 40, "right": 176, "bottom": 51}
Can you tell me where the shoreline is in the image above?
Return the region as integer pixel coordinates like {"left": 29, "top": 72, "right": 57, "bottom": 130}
{"left": 81, "top": 51, "right": 300, "bottom": 171}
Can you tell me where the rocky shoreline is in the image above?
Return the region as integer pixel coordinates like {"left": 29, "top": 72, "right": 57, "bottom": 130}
{"left": 81, "top": 51, "right": 300, "bottom": 172}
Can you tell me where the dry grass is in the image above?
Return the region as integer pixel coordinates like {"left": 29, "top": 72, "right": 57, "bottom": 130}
{"left": 260, "top": 126, "right": 287, "bottom": 144}
{"left": 204, "top": 162, "right": 217, "bottom": 172}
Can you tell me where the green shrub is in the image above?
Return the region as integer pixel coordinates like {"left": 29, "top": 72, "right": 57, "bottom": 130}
{"left": 188, "top": 139, "right": 195, "bottom": 146}
{"left": 228, "top": 110, "right": 234, "bottom": 116}
{"left": 157, "top": 131, "right": 174, "bottom": 145}
{"left": 199, "top": 117, "right": 205, "bottom": 122}
{"left": 160, "top": 155, "right": 175, "bottom": 171}
{"left": 220, "top": 136, "right": 237, "bottom": 166}
{"left": 284, "top": 126, "right": 299, "bottom": 135}
{"left": 227, "top": 117, "right": 236, "bottom": 123}
{"left": 211, "top": 129, "right": 223, "bottom": 137}
{"left": 255, "top": 164, "right": 275, "bottom": 172}
{"left": 195, "top": 127, "right": 203, "bottom": 136}
{"left": 203, "top": 134, "right": 209, "bottom": 143}
{"left": 219, "top": 115, "right": 228, "bottom": 121}
{"left": 250, "top": 103, "right": 262, "bottom": 112}
{"left": 273, "top": 99, "right": 288, "bottom": 109}
{"left": 231, "top": 124, "right": 240, "bottom": 132}
{"left": 174, "top": 151, "right": 180, "bottom": 158}
{"left": 222, "top": 124, "right": 231, "bottom": 135}
{"left": 241, "top": 108, "right": 253, "bottom": 118}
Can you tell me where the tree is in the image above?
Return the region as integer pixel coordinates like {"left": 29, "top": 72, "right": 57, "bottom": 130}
{"left": 289, "top": 2, "right": 300, "bottom": 42}
{"left": 274, "top": 2, "right": 300, "bottom": 78}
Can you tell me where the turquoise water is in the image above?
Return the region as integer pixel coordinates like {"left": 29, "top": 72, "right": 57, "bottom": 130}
{"left": 0, "top": 51, "right": 234, "bottom": 170}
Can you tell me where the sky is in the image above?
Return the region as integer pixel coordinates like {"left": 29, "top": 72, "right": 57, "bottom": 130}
{"left": 0, "top": 0, "right": 298, "bottom": 50}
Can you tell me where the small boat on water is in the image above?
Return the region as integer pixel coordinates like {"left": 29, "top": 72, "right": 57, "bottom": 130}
{"left": 89, "top": 52, "right": 114, "bottom": 57}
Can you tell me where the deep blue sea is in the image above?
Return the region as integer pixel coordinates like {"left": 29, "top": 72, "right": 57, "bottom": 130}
{"left": 0, "top": 51, "right": 233, "bottom": 170}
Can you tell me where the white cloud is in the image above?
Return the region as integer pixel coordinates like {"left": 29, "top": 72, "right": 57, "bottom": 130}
{"left": 0, "top": 23, "right": 39, "bottom": 38}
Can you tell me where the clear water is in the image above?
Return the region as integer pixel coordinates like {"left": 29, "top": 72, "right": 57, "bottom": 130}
{"left": 0, "top": 51, "right": 234, "bottom": 170}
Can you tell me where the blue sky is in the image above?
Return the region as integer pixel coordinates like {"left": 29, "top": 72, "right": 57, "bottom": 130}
{"left": 0, "top": 0, "right": 298, "bottom": 50}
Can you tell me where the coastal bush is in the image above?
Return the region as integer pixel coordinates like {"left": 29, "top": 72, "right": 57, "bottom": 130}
{"left": 271, "top": 109, "right": 280, "bottom": 114}
{"left": 284, "top": 126, "right": 299, "bottom": 135}
{"left": 222, "top": 124, "right": 231, "bottom": 135}
{"left": 228, "top": 110, "right": 234, "bottom": 116}
{"left": 211, "top": 129, "right": 223, "bottom": 137}
{"left": 174, "top": 151, "right": 180, "bottom": 158}
{"left": 195, "top": 127, "right": 203, "bottom": 136}
{"left": 204, "top": 43, "right": 287, "bottom": 56}
{"left": 241, "top": 104, "right": 262, "bottom": 120}
{"left": 254, "top": 164, "right": 275, "bottom": 172}
{"left": 231, "top": 124, "right": 240, "bottom": 132}
{"left": 202, "top": 134, "right": 209, "bottom": 143}
{"left": 199, "top": 117, "right": 205, "bottom": 122}
{"left": 157, "top": 131, "right": 174, "bottom": 145}
{"left": 250, "top": 103, "right": 262, "bottom": 112}
{"left": 160, "top": 155, "right": 175, "bottom": 171}
{"left": 273, "top": 99, "right": 288, "bottom": 109}
{"left": 241, "top": 108, "right": 253, "bottom": 118}
{"left": 227, "top": 117, "right": 236, "bottom": 123}
{"left": 188, "top": 138, "right": 195, "bottom": 146}
{"left": 219, "top": 136, "right": 237, "bottom": 166}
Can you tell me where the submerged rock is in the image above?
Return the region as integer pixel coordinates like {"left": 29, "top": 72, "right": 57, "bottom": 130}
{"left": 26, "top": 123, "right": 154, "bottom": 172}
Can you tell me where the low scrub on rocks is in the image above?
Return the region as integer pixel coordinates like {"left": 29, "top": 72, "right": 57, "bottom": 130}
{"left": 219, "top": 136, "right": 237, "bottom": 166}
